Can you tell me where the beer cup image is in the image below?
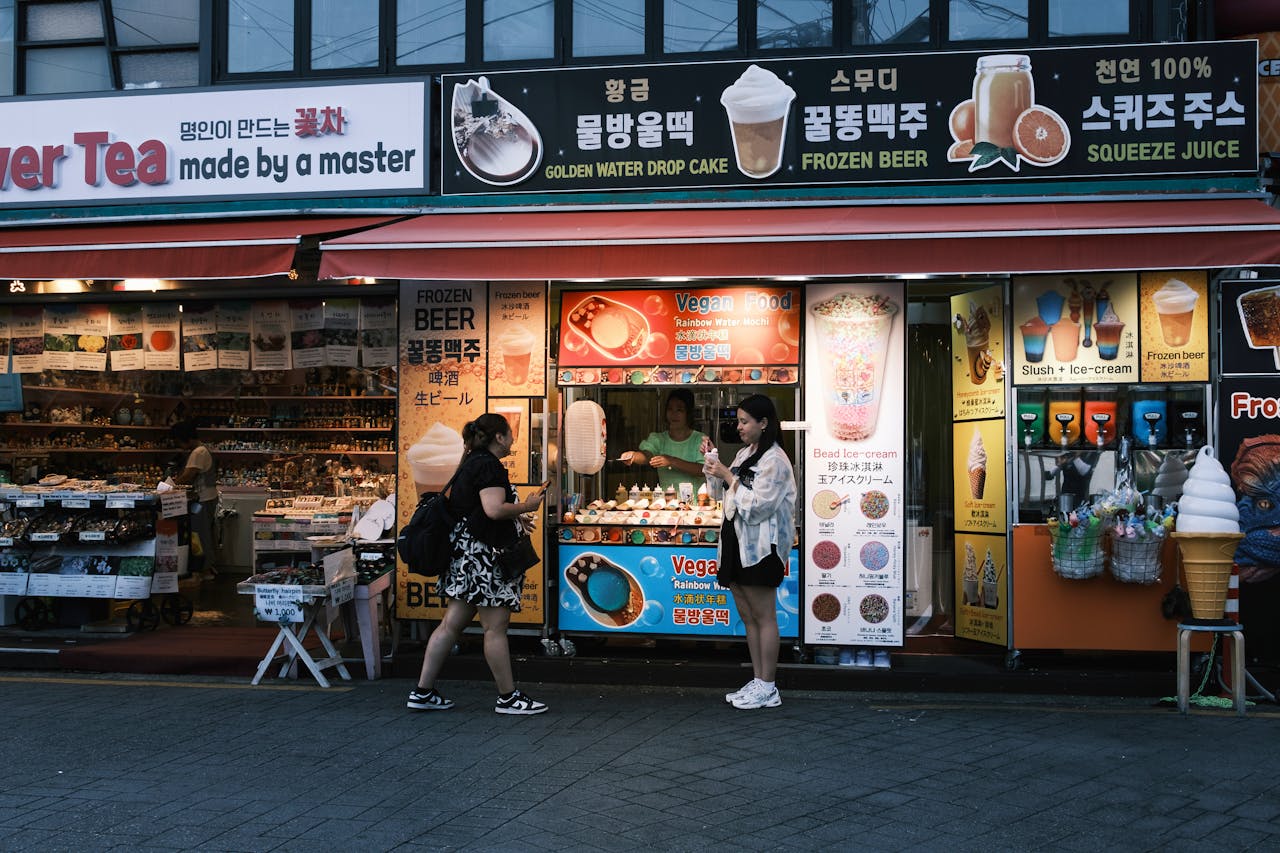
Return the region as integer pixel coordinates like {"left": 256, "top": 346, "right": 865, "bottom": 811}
{"left": 495, "top": 405, "right": 522, "bottom": 441}
{"left": 496, "top": 325, "right": 537, "bottom": 386}
{"left": 811, "top": 292, "right": 897, "bottom": 441}
{"left": 1151, "top": 278, "right": 1199, "bottom": 347}
{"left": 720, "top": 64, "right": 796, "bottom": 179}
{"left": 407, "top": 422, "right": 465, "bottom": 496}
{"left": 1237, "top": 284, "right": 1280, "bottom": 368}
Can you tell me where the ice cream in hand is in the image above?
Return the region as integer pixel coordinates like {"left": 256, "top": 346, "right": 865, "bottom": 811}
{"left": 967, "top": 427, "right": 987, "bottom": 499}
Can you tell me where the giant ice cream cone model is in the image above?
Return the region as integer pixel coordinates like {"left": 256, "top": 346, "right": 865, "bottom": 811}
{"left": 1171, "top": 446, "right": 1243, "bottom": 620}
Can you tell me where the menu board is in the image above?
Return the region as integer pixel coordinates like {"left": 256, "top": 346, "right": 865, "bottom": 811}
{"left": 953, "top": 419, "right": 1007, "bottom": 534}
{"left": 556, "top": 285, "right": 800, "bottom": 385}
{"left": 950, "top": 284, "right": 1006, "bottom": 420}
{"left": 1138, "top": 271, "right": 1209, "bottom": 382}
{"left": 954, "top": 532, "right": 1008, "bottom": 646}
{"left": 490, "top": 282, "right": 547, "bottom": 397}
{"left": 397, "top": 281, "right": 548, "bottom": 626}
{"left": 802, "top": 282, "right": 905, "bottom": 647}
{"left": 557, "top": 543, "right": 800, "bottom": 638}
{"left": 1011, "top": 274, "right": 1139, "bottom": 385}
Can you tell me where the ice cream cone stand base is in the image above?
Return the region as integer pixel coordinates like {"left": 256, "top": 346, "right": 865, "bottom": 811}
{"left": 1171, "top": 532, "right": 1243, "bottom": 620}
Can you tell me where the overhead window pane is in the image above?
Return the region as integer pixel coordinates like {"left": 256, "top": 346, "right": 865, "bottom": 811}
{"left": 25, "top": 45, "right": 111, "bottom": 93}
{"left": 227, "top": 0, "right": 293, "bottom": 73}
{"left": 311, "top": 0, "right": 378, "bottom": 69}
{"left": 856, "top": 0, "right": 929, "bottom": 44}
{"left": 664, "top": 0, "right": 736, "bottom": 53}
{"left": 484, "top": 0, "right": 554, "bottom": 62}
{"left": 0, "top": 0, "right": 13, "bottom": 96}
{"left": 573, "top": 0, "right": 644, "bottom": 57}
{"left": 1049, "top": 0, "right": 1128, "bottom": 37}
{"left": 758, "top": 1, "right": 831, "bottom": 51}
{"left": 397, "top": 0, "right": 464, "bottom": 65}
{"left": 948, "top": 0, "right": 1028, "bottom": 41}
{"left": 113, "top": 0, "right": 199, "bottom": 46}
{"left": 121, "top": 50, "right": 198, "bottom": 88}
{"left": 25, "top": 1, "right": 104, "bottom": 40}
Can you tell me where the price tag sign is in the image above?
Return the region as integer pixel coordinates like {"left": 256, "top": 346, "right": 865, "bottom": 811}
{"left": 254, "top": 584, "right": 306, "bottom": 624}
{"left": 62, "top": 499, "right": 91, "bottom": 509}
{"left": 359, "top": 552, "right": 383, "bottom": 561}
{"left": 0, "top": 537, "right": 12, "bottom": 547}
{"left": 79, "top": 531, "right": 107, "bottom": 542}
{"left": 159, "top": 490, "right": 188, "bottom": 519}
{"left": 17, "top": 498, "right": 44, "bottom": 508}
{"left": 106, "top": 498, "right": 136, "bottom": 509}
{"left": 29, "top": 532, "right": 59, "bottom": 542}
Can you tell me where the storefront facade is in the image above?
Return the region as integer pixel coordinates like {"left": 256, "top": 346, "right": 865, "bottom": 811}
{"left": 3, "top": 10, "right": 1280, "bottom": 669}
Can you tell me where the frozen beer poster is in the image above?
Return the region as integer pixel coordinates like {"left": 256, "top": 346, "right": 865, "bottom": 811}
{"left": 802, "top": 283, "right": 905, "bottom": 646}
{"left": 1139, "top": 271, "right": 1209, "bottom": 383}
{"left": 1010, "top": 274, "right": 1139, "bottom": 385}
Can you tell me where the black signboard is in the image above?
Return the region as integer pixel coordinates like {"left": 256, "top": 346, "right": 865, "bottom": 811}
{"left": 1216, "top": 376, "right": 1280, "bottom": 576}
{"left": 442, "top": 40, "right": 1257, "bottom": 196}
{"left": 1220, "top": 278, "right": 1280, "bottom": 376}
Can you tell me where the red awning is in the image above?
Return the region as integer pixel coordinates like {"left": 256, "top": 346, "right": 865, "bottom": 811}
{"left": 317, "top": 199, "right": 1280, "bottom": 280}
{"left": 0, "top": 215, "right": 403, "bottom": 280}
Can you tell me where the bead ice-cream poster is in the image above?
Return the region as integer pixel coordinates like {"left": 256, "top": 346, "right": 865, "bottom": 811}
{"left": 803, "top": 282, "right": 905, "bottom": 646}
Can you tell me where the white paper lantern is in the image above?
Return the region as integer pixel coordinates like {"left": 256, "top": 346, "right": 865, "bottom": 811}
{"left": 565, "top": 399, "right": 607, "bottom": 474}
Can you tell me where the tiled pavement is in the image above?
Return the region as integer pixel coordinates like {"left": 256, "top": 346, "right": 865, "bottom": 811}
{"left": 1, "top": 672, "right": 1278, "bottom": 852}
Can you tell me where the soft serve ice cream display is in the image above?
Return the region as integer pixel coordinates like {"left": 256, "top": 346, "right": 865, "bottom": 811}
{"left": 1152, "top": 453, "right": 1190, "bottom": 501}
{"left": 720, "top": 65, "right": 796, "bottom": 179}
{"left": 407, "top": 422, "right": 465, "bottom": 495}
{"left": 967, "top": 427, "right": 987, "bottom": 499}
{"left": 1151, "top": 278, "right": 1199, "bottom": 347}
{"left": 962, "top": 542, "right": 979, "bottom": 605}
{"left": 981, "top": 548, "right": 999, "bottom": 609}
{"left": 1172, "top": 446, "right": 1245, "bottom": 619}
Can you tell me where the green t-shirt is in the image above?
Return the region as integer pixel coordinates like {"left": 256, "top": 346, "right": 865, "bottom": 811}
{"left": 638, "top": 430, "right": 707, "bottom": 490}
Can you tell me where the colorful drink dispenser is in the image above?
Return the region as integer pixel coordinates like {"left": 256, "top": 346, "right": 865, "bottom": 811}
{"left": 1048, "top": 388, "right": 1081, "bottom": 447}
{"left": 1082, "top": 386, "right": 1118, "bottom": 448}
{"left": 1016, "top": 389, "right": 1046, "bottom": 447}
{"left": 1170, "top": 388, "right": 1204, "bottom": 448}
{"left": 1131, "top": 388, "right": 1168, "bottom": 448}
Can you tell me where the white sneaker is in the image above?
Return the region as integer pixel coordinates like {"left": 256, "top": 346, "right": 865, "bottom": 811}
{"left": 731, "top": 682, "right": 782, "bottom": 709}
{"left": 725, "top": 678, "right": 757, "bottom": 704}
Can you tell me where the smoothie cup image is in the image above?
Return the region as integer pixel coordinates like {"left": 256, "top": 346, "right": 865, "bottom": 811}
{"left": 1050, "top": 319, "right": 1080, "bottom": 362}
{"left": 496, "top": 325, "right": 537, "bottom": 386}
{"left": 810, "top": 292, "right": 897, "bottom": 441}
{"left": 407, "top": 422, "right": 465, "bottom": 495}
{"left": 1238, "top": 285, "right": 1280, "bottom": 368}
{"left": 1019, "top": 316, "right": 1049, "bottom": 362}
{"left": 1035, "top": 291, "right": 1065, "bottom": 325}
{"left": 1093, "top": 304, "right": 1124, "bottom": 360}
{"left": 720, "top": 64, "right": 796, "bottom": 179}
{"left": 1151, "top": 278, "right": 1199, "bottom": 347}
{"left": 495, "top": 405, "right": 522, "bottom": 441}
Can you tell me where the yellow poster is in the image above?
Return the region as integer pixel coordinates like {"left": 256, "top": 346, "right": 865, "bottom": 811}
{"left": 950, "top": 284, "right": 1006, "bottom": 421}
{"left": 1139, "top": 271, "right": 1209, "bottom": 383}
{"left": 489, "top": 282, "right": 547, "bottom": 398}
{"left": 953, "top": 418, "right": 1007, "bottom": 533}
{"left": 955, "top": 532, "right": 1008, "bottom": 646}
{"left": 1011, "top": 274, "right": 1138, "bottom": 385}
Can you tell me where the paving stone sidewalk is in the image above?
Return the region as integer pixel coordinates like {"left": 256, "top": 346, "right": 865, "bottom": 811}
{"left": 0, "top": 672, "right": 1277, "bottom": 852}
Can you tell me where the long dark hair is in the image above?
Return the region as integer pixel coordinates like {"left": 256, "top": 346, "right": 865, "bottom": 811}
{"left": 735, "top": 394, "right": 785, "bottom": 478}
{"left": 666, "top": 388, "right": 696, "bottom": 430}
{"left": 462, "top": 413, "right": 511, "bottom": 454}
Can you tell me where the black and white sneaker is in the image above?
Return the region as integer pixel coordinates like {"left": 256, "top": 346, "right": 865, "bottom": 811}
{"left": 407, "top": 688, "right": 454, "bottom": 711}
{"left": 495, "top": 689, "right": 548, "bottom": 715}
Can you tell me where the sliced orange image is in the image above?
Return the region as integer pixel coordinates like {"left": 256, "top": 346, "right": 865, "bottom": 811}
{"left": 1012, "top": 106, "right": 1070, "bottom": 166}
{"left": 947, "top": 140, "right": 975, "bottom": 162}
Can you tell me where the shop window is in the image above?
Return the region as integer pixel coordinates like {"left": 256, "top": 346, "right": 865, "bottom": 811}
{"left": 856, "top": 0, "right": 929, "bottom": 44}
{"left": 227, "top": 0, "right": 294, "bottom": 73}
{"left": 397, "top": 0, "right": 465, "bottom": 65}
{"left": 758, "top": 0, "right": 831, "bottom": 50}
{"left": 113, "top": 0, "right": 199, "bottom": 46}
{"left": 573, "top": 0, "right": 644, "bottom": 57}
{"left": 0, "top": 0, "right": 13, "bottom": 96}
{"left": 484, "top": 0, "right": 555, "bottom": 62}
{"left": 1048, "top": 0, "right": 1129, "bottom": 37}
{"left": 120, "top": 49, "right": 199, "bottom": 89}
{"left": 948, "top": 0, "right": 1028, "bottom": 41}
{"left": 664, "top": 0, "right": 737, "bottom": 54}
{"left": 24, "top": 44, "right": 111, "bottom": 93}
{"left": 24, "top": 0, "right": 103, "bottom": 40}
{"left": 311, "top": 0, "right": 379, "bottom": 69}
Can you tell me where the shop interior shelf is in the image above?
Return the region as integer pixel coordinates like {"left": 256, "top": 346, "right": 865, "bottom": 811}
{"left": 5, "top": 422, "right": 171, "bottom": 430}
{"left": 197, "top": 426, "right": 392, "bottom": 432}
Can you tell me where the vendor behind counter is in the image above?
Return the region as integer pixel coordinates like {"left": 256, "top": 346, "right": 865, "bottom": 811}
{"left": 620, "top": 389, "right": 707, "bottom": 491}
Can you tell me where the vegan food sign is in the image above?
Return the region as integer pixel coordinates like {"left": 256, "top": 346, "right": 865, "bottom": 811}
{"left": 442, "top": 40, "right": 1256, "bottom": 195}
{"left": 0, "top": 82, "right": 426, "bottom": 207}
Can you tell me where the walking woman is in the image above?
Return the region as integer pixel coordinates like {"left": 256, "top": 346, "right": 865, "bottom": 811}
{"left": 702, "top": 394, "right": 797, "bottom": 709}
{"left": 409, "top": 413, "right": 549, "bottom": 715}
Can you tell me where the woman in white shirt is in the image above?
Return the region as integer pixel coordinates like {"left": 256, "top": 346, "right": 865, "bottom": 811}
{"left": 703, "top": 394, "right": 796, "bottom": 710}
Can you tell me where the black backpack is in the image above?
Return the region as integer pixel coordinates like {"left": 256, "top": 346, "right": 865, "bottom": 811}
{"left": 396, "top": 469, "right": 460, "bottom": 577}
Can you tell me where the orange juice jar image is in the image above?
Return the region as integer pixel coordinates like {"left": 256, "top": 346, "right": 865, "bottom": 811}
{"left": 973, "top": 55, "right": 1033, "bottom": 149}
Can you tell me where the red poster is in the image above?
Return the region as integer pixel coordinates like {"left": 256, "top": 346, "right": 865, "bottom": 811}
{"left": 556, "top": 286, "right": 800, "bottom": 384}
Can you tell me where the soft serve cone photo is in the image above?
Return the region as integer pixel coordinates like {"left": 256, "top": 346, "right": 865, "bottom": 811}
{"left": 1170, "top": 446, "right": 1242, "bottom": 620}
